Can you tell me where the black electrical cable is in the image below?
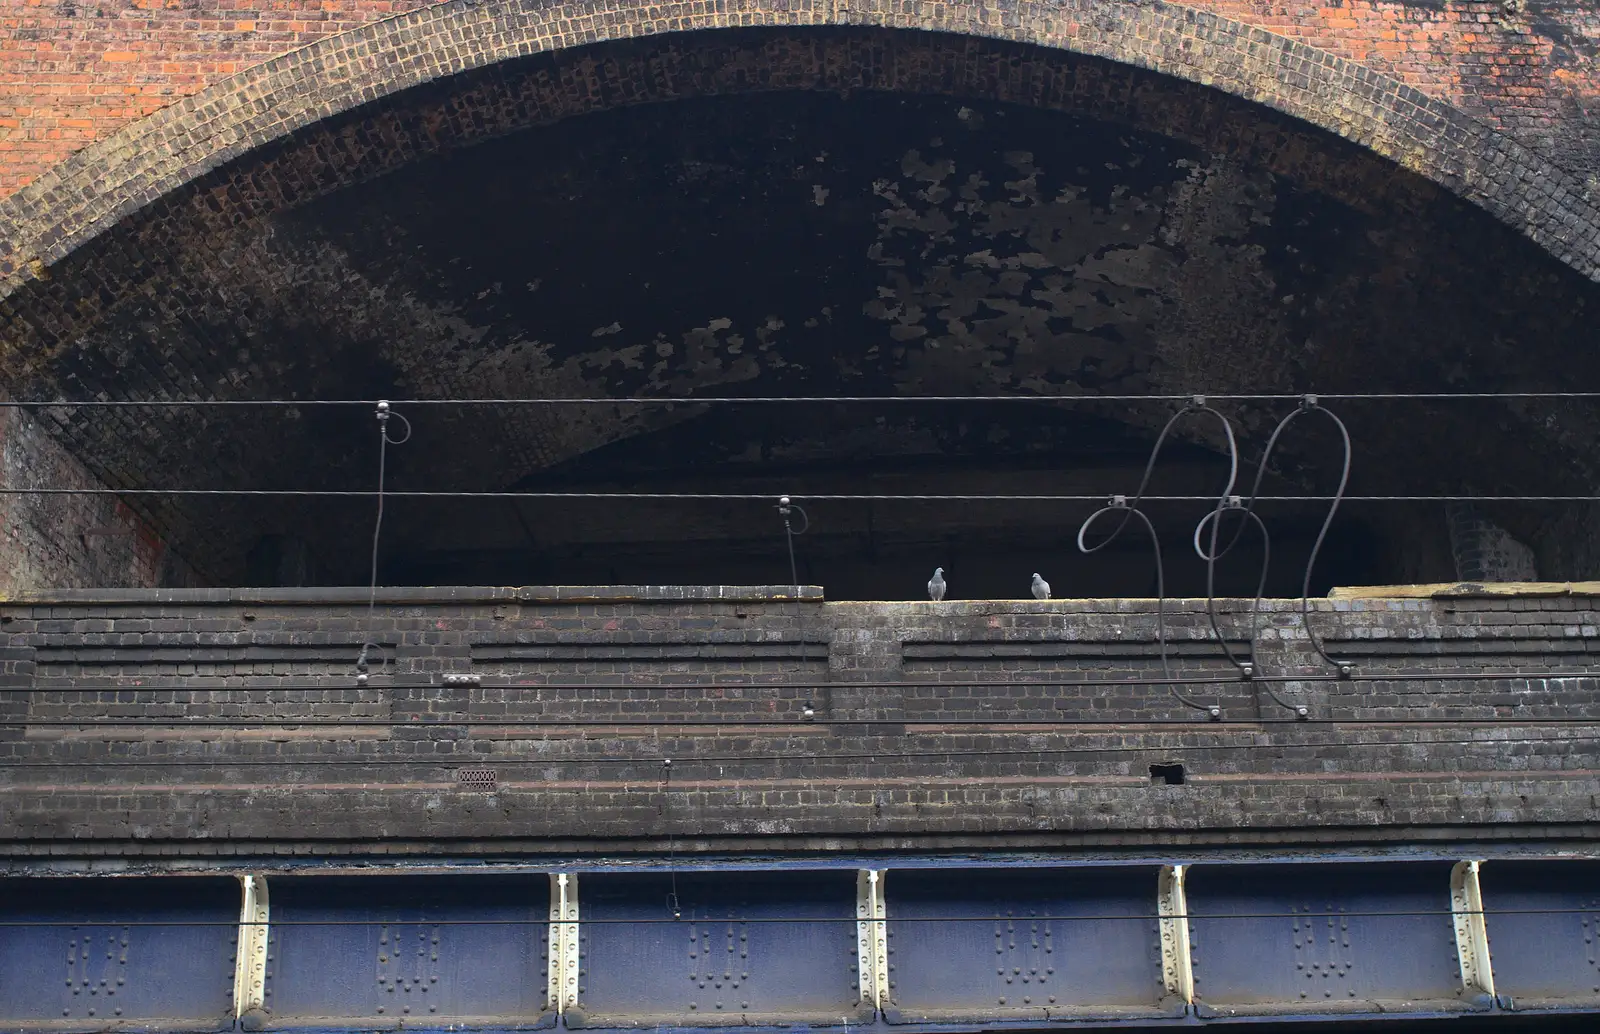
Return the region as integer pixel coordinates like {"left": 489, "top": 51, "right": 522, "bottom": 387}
{"left": 7, "top": 392, "right": 1600, "bottom": 407}
{"left": 1191, "top": 397, "right": 1354, "bottom": 718}
{"left": 0, "top": 488, "right": 1592, "bottom": 501}
{"left": 1194, "top": 506, "right": 1274, "bottom": 694}
{"left": 1264, "top": 399, "right": 1354, "bottom": 674}
{"left": 1078, "top": 400, "right": 1247, "bottom": 720}
{"left": 354, "top": 402, "right": 409, "bottom": 682}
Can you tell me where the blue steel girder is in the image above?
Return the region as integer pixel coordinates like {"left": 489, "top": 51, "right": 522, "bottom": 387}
{"left": 1479, "top": 859, "right": 1600, "bottom": 1013}
{"left": 881, "top": 866, "right": 1174, "bottom": 1024}
{"left": 0, "top": 875, "right": 238, "bottom": 1033}
{"left": 4, "top": 858, "right": 1600, "bottom": 1031}
{"left": 1184, "top": 861, "right": 1482, "bottom": 1019}
{"left": 260, "top": 873, "right": 552, "bottom": 1030}
{"left": 570, "top": 870, "right": 865, "bottom": 1029}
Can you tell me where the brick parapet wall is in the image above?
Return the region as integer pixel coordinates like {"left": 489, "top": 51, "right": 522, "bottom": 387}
{"left": 0, "top": 588, "right": 1595, "bottom": 852}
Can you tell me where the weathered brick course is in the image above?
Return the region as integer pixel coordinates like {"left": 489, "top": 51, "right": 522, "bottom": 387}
{"left": 0, "top": 586, "right": 1595, "bottom": 856}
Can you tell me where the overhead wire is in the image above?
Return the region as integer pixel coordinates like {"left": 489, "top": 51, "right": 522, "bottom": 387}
{"left": 5, "top": 391, "right": 1600, "bottom": 407}
{"left": 0, "top": 488, "right": 1592, "bottom": 501}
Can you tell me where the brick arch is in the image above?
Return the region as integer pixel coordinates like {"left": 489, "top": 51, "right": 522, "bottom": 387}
{"left": 0, "top": 0, "right": 1595, "bottom": 302}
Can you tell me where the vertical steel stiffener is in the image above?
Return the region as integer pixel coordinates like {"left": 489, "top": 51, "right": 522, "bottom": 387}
{"left": 1450, "top": 860, "right": 1496, "bottom": 999}
{"left": 857, "top": 869, "right": 888, "bottom": 1010}
{"left": 1157, "top": 865, "right": 1194, "bottom": 1005}
{"left": 549, "top": 872, "right": 580, "bottom": 1014}
{"left": 232, "top": 874, "right": 270, "bottom": 1019}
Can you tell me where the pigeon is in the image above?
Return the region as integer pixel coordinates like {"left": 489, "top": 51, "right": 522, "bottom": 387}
{"left": 927, "top": 567, "right": 947, "bottom": 602}
{"left": 1031, "top": 573, "right": 1051, "bottom": 601}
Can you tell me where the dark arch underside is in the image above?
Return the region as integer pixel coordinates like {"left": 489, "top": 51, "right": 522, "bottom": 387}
{"left": 1, "top": 28, "right": 1597, "bottom": 592}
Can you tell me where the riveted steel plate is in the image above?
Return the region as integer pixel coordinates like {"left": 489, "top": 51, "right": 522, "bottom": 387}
{"left": 572, "top": 870, "right": 862, "bottom": 1028}
{"left": 0, "top": 876, "right": 237, "bottom": 1032}
{"left": 881, "top": 866, "right": 1170, "bottom": 1023}
{"left": 1187, "top": 861, "right": 1473, "bottom": 1018}
{"left": 1481, "top": 859, "right": 1600, "bottom": 1010}
{"left": 260, "top": 874, "right": 551, "bottom": 1030}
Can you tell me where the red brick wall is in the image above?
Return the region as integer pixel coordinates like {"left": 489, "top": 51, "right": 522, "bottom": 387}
{"left": 0, "top": 0, "right": 434, "bottom": 197}
{"left": 1175, "top": 1, "right": 1600, "bottom": 176}
{"left": 0, "top": 0, "right": 1595, "bottom": 198}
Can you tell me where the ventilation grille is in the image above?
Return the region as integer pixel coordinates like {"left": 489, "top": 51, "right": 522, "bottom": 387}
{"left": 455, "top": 768, "right": 498, "bottom": 791}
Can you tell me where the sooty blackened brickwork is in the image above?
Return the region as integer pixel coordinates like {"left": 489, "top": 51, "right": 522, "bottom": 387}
{"left": 0, "top": 403, "right": 194, "bottom": 595}
{"left": 0, "top": 585, "right": 1596, "bottom": 857}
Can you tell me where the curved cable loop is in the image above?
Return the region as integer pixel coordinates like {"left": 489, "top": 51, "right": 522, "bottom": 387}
{"left": 776, "top": 495, "right": 810, "bottom": 591}
{"left": 1078, "top": 502, "right": 1218, "bottom": 720}
{"left": 1193, "top": 501, "right": 1271, "bottom": 672}
{"left": 1195, "top": 504, "right": 1309, "bottom": 718}
{"left": 1077, "top": 399, "right": 1240, "bottom": 549}
{"left": 355, "top": 401, "right": 410, "bottom": 685}
{"left": 1234, "top": 396, "right": 1355, "bottom": 679}
{"left": 1078, "top": 398, "right": 1238, "bottom": 721}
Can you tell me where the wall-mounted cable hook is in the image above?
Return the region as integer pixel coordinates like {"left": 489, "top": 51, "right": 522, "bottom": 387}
{"left": 661, "top": 757, "right": 682, "bottom": 920}
{"left": 776, "top": 495, "right": 810, "bottom": 591}
{"left": 354, "top": 400, "right": 411, "bottom": 686}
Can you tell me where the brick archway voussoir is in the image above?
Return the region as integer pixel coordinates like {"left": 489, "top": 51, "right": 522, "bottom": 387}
{"left": 0, "top": 0, "right": 1596, "bottom": 302}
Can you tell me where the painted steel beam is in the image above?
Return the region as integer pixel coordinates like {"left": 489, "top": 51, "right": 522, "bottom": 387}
{"left": 1478, "top": 859, "right": 1600, "bottom": 1011}
{"left": 570, "top": 869, "right": 862, "bottom": 1028}
{"left": 880, "top": 865, "right": 1170, "bottom": 1023}
{"left": 232, "top": 874, "right": 270, "bottom": 1027}
{"left": 5, "top": 859, "right": 1600, "bottom": 1030}
{"left": 1157, "top": 864, "right": 1194, "bottom": 1007}
{"left": 1186, "top": 861, "right": 1476, "bottom": 1018}
{"left": 1450, "top": 860, "right": 1496, "bottom": 1002}
{"left": 550, "top": 872, "right": 580, "bottom": 1015}
{"left": 857, "top": 869, "right": 887, "bottom": 1012}
{"left": 0, "top": 875, "right": 238, "bottom": 1028}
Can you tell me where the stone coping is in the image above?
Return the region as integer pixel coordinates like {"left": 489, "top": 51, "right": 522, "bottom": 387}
{"left": 2, "top": 582, "right": 1595, "bottom": 607}
{"left": 0, "top": 585, "right": 825, "bottom": 606}
{"left": 1329, "top": 581, "right": 1600, "bottom": 599}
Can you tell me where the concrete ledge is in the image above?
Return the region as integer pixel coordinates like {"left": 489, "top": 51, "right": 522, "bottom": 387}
{"left": 0, "top": 585, "right": 826, "bottom": 606}
{"left": 1329, "top": 582, "right": 1600, "bottom": 600}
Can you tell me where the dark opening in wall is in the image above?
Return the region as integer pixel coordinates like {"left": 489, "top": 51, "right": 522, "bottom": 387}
{"left": 12, "top": 35, "right": 1598, "bottom": 593}
{"left": 1150, "top": 763, "right": 1186, "bottom": 786}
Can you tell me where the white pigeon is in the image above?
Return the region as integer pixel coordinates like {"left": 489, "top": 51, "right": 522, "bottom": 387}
{"left": 928, "top": 567, "right": 947, "bottom": 601}
{"left": 1031, "top": 573, "right": 1051, "bottom": 600}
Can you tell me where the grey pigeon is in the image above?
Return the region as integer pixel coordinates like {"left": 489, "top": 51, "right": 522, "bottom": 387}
{"left": 928, "top": 567, "right": 947, "bottom": 602}
{"left": 1031, "top": 573, "right": 1051, "bottom": 600}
